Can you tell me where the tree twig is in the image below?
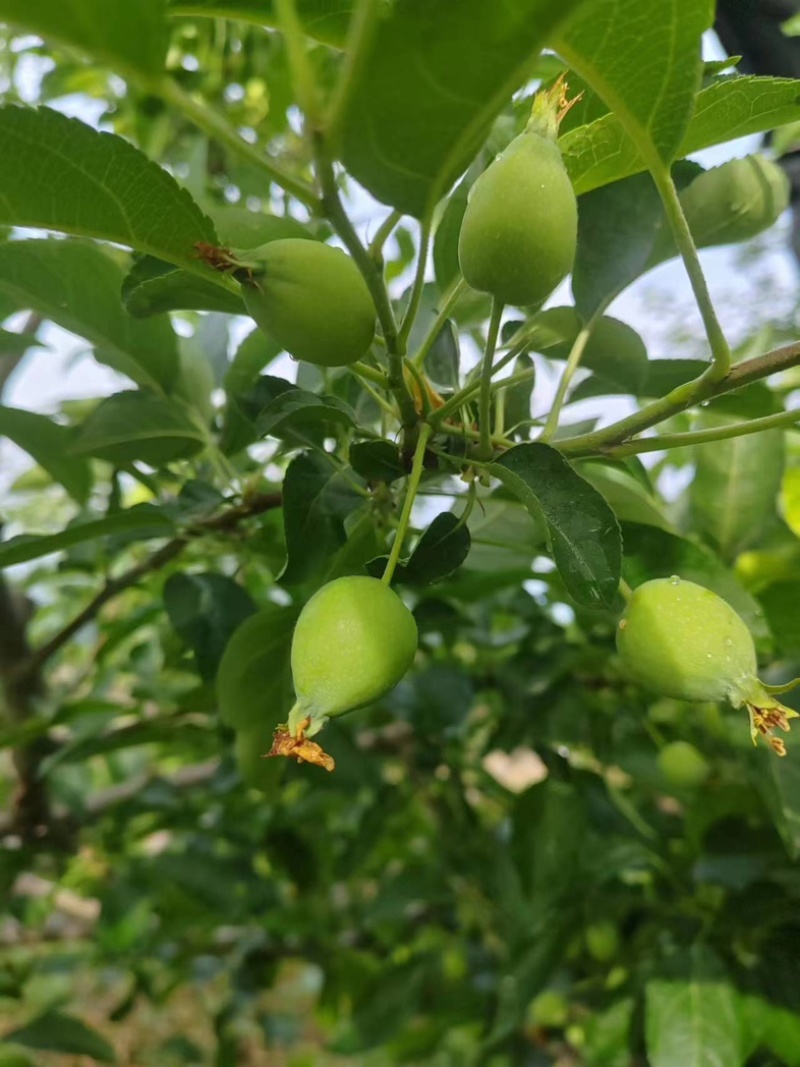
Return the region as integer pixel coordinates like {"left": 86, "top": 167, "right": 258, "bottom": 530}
{"left": 13, "top": 491, "right": 282, "bottom": 685}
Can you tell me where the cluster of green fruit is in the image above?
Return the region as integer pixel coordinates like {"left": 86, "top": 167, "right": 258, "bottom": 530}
{"left": 215, "top": 85, "right": 793, "bottom": 775}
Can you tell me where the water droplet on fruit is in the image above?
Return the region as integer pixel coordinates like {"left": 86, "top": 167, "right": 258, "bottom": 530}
{"left": 706, "top": 653, "right": 712, "bottom": 658}
{"left": 724, "top": 637, "right": 733, "bottom": 646}
{"left": 669, "top": 575, "right": 680, "bottom": 585}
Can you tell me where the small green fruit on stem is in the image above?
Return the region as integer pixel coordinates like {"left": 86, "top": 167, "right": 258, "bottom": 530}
{"left": 269, "top": 577, "right": 418, "bottom": 770}
{"left": 239, "top": 238, "right": 376, "bottom": 366}
{"left": 457, "top": 79, "right": 578, "bottom": 308}
{"left": 617, "top": 576, "right": 797, "bottom": 756}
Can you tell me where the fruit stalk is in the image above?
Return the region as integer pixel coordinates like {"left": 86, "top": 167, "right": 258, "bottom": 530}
{"left": 478, "top": 298, "right": 505, "bottom": 459}
{"left": 653, "top": 168, "right": 731, "bottom": 381}
{"left": 539, "top": 316, "right": 597, "bottom": 442}
{"left": 382, "top": 422, "right": 432, "bottom": 585}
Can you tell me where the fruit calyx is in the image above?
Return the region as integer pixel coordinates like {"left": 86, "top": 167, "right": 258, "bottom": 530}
{"left": 526, "top": 75, "right": 581, "bottom": 141}
{"left": 737, "top": 680, "right": 799, "bottom": 757}
{"left": 268, "top": 712, "right": 335, "bottom": 772}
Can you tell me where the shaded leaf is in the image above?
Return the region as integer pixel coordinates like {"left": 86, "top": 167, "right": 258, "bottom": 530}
{"left": 4, "top": 1010, "right": 116, "bottom": 1063}
{"left": 280, "top": 452, "right": 365, "bottom": 586}
{"left": 350, "top": 440, "right": 406, "bottom": 484}
{"left": 0, "top": 505, "right": 174, "bottom": 569}
{"left": 71, "top": 391, "right": 205, "bottom": 466}
{"left": 164, "top": 572, "right": 256, "bottom": 681}
{"left": 216, "top": 604, "right": 298, "bottom": 730}
{"left": 122, "top": 256, "right": 245, "bottom": 318}
{"left": 0, "top": 0, "right": 168, "bottom": 78}
{"left": 340, "top": 0, "right": 587, "bottom": 217}
{"left": 0, "top": 405, "right": 92, "bottom": 503}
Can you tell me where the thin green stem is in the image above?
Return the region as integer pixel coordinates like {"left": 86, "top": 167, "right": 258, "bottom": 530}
{"left": 347, "top": 369, "right": 396, "bottom": 418}
{"left": 398, "top": 214, "right": 433, "bottom": 347}
{"left": 276, "top": 0, "right": 321, "bottom": 125}
{"left": 381, "top": 423, "right": 432, "bottom": 585}
{"left": 441, "top": 420, "right": 515, "bottom": 451}
{"left": 605, "top": 407, "right": 800, "bottom": 459}
{"left": 618, "top": 578, "right": 633, "bottom": 603}
{"left": 494, "top": 388, "right": 506, "bottom": 440}
{"left": 429, "top": 366, "right": 535, "bottom": 427}
{"left": 313, "top": 136, "right": 418, "bottom": 430}
{"left": 351, "top": 361, "right": 389, "bottom": 387}
{"left": 324, "top": 0, "right": 384, "bottom": 145}
{"left": 413, "top": 276, "right": 467, "bottom": 369}
{"left": 654, "top": 167, "right": 731, "bottom": 381}
{"left": 539, "top": 319, "right": 595, "bottom": 443}
{"left": 478, "top": 299, "right": 505, "bottom": 459}
{"left": 368, "top": 209, "right": 402, "bottom": 261}
{"left": 153, "top": 76, "right": 317, "bottom": 209}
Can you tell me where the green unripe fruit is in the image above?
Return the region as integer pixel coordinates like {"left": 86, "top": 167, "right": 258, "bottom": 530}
{"left": 617, "top": 577, "right": 797, "bottom": 755}
{"left": 586, "top": 921, "right": 620, "bottom": 963}
{"left": 657, "top": 740, "right": 710, "bottom": 789}
{"left": 527, "top": 990, "right": 569, "bottom": 1028}
{"left": 289, "top": 576, "right": 417, "bottom": 736}
{"left": 458, "top": 129, "right": 577, "bottom": 307}
{"left": 241, "top": 238, "right": 375, "bottom": 367}
{"left": 680, "top": 154, "right": 790, "bottom": 249}
{"left": 617, "top": 577, "right": 755, "bottom": 705}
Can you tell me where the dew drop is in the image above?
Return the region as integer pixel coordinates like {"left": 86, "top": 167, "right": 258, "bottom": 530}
{"left": 706, "top": 653, "right": 713, "bottom": 658}
{"left": 669, "top": 575, "right": 681, "bottom": 586}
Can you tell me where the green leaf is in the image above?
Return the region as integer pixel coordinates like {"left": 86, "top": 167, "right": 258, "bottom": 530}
{"left": 254, "top": 389, "right": 357, "bottom": 441}
{"left": 0, "top": 107, "right": 217, "bottom": 275}
{"left": 0, "top": 240, "right": 179, "bottom": 392}
{"left": 759, "top": 579, "right": 800, "bottom": 659}
{"left": 556, "top": 0, "right": 712, "bottom": 169}
{"left": 216, "top": 604, "right": 298, "bottom": 730}
{"left": 280, "top": 452, "right": 365, "bottom": 586}
{"left": 577, "top": 460, "right": 674, "bottom": 532}
{"left": 167, "top": 0, "right": 353, "bottom": 46}
{"left": 0, "top": 505, "right": 174, "bottom": 569}
{"left": 646, "top": 951, "right": 745, "bottom": 1067}
{"left": 741, "top": 993, "right": 800, "bottom": 1066}
{"left": 563, "top": 75, "right": 800, "bottom": 195}
{"left": 502, "top": 354, "right": 535, "bottom": 441}
{"left": 368, "top": 512, "right": 472, "bottom": 586}
{"left": 3, "top": 1010, "right": 116, "bottom": 1063}
{"left": 0, "top": 405, "right": 92, "bottom": 504}
{"left": 164, "top": 573, "right": 256, "bottom": 682}
{"left": 491, "top": 443, "right": 622, "bottom": 608}
{"left": 71, "top": 391, "right": 205, "bottom": 465}
{"left": 225, "top": 329, "right": 282, "bottom": 395}
{"left": 121, "top": 256, "right": 245, "bottom": 318}
{"left": 405, "top": 284, "right": 460, "bottom": 390}
{"left": 572, "top": 163, "right": 702, "bottom": 317}
{"left": 756, "top": 750, "right": 800, "bottom": 859}
{"left": 583, "top": 998, "right": 634, "bottom": 1067}
{"left": 0, "top": 0, "right": 168, "bottom": 78}
{"left": 349, "top": 440, "right": 406, "bottom": 484}
{"left": 689, "top": 415, "right": 785, "bottom": 561}
{"left": 340, "top": 0, "right": 588, "bottom": 217}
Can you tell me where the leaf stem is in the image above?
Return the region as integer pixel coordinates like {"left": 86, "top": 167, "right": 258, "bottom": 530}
{"left": 398, "top": 214, "right": 433, "bottom": 346}
{"left": 368, "top": 209, "right": 402, "bottom": 261}
{"left": 153, "top": 76, "right": 317, "bottom": 209}
{"left": 654, "top": 167, "right": 731, "bottom": 381}
{"left": 412, "top": 276, "right": 467, "bottom": 368}
{"left": 429, "top": 366, "right": 535, "bottom": 427}
{"left": 351, "top": 361, "right": 389, "bottom": 387}
{"left": 604, "top": 407, "right": 800, "bottom": 458}
{"left": 381, "top": 423, "right": 432, "bottom": 584}
{"left": 538, "top": 316, "right": 597, "bottom": 442}
{"left": 478, "top": 298, "right": 504, "bottom": 458}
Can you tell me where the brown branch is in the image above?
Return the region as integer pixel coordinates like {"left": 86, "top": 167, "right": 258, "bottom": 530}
{"left": 14, "top": 491, "right": 282, "bottom": 685}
